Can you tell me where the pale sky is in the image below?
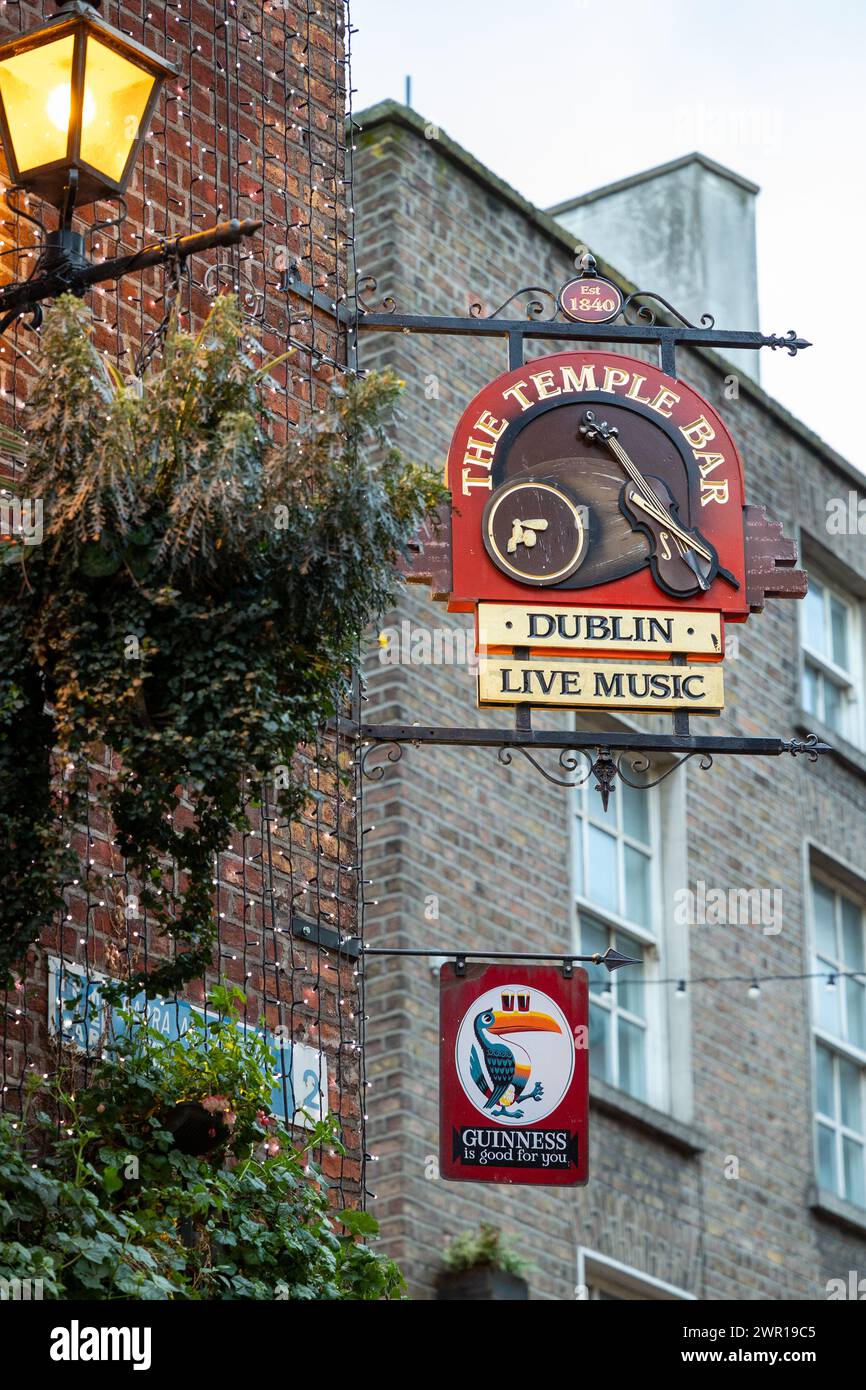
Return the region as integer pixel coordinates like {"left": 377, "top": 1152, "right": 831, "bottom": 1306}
{"left": 354, "top": 0, "right": 865, "bottom": 471}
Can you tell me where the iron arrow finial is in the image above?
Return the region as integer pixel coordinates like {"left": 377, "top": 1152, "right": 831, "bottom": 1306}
{"left": 599, "top": 947, "right": 643, "bottom": 973}
{"left": 767, "top": 329, "right": 812, "bottom": 355}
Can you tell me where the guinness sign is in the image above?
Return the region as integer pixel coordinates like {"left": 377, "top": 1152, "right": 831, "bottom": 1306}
{"left": 439, "top": 962, "right": 589, "bottom": 1187}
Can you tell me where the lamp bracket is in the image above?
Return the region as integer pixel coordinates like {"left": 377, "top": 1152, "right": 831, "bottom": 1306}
{"left": 0, "top": 216, "right": 263, "bottom": 340}
{"left": 59, "top": 169, "right": 79, "bottom": 234}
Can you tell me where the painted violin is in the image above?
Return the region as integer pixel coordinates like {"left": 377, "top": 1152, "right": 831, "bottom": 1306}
{"left": 579, "top": 409, "right": 736, "bottom": 597}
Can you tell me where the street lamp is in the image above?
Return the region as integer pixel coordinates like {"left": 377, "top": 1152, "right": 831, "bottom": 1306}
{"left": 0, "top": 0, "right": 261, "bottom": 337}
{"left": 0, "top": 0, "right": 176, "bottom": 219}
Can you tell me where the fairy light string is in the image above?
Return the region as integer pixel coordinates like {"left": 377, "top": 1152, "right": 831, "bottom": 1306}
{"left": 0, "top": 0, "right": 364, "bottom": 1210}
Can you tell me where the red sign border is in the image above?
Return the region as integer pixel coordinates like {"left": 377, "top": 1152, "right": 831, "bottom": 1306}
{"left": 439, "top": 961, "right": 589, "bottom": 1187}
{"left": 445, "top": 350, "right": 749, "bottom": 621}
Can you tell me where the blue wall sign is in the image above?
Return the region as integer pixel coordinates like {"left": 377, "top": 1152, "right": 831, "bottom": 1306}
{"left": 47, "top": 957, "right": 328, "bottom": 1129}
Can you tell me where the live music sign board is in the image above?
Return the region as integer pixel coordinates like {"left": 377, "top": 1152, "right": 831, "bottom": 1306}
{"left": 443, "top": 349, "right": 753, "bottom": 713}
{"left": 440, "top": 962, "right": 589, "bottom": 1186}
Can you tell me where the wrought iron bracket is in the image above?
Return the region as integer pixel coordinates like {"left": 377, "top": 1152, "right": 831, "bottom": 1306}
{"left": 282, "top": 262, "right": 811, "bottom": 378}
{"left": 291, "top": 913, "right": 362, "bottom": 958}
{"left": 0, "top": 216, "right": 263, "bottom": 337}
{"left": 356, "top": 945, "right": 640, "bottom": 974}
{"left": 357, "top": 724, "right": 830, "bottom": 812}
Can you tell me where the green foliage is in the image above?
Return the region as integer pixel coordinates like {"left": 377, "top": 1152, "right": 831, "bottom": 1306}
{"left": 442, "top": 1222, "right": 531, "bottom": 1277}
{"left": 0, "top": 294, "right": 444, "bottom": 995}
{"left": 0, "top": 988, "right": 405, "bottom": 1300}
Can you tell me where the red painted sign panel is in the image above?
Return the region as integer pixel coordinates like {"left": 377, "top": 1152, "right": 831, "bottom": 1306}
{"left": 559, "top": 275, "right": 623, "bottom": 324}
{"left": 445, "top": 350, "right": 748, "bottom": 620}
{"left": 439, "top": 962, "right": 589, "bottom": 1186}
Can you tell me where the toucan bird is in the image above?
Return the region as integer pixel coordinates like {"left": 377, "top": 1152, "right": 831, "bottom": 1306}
{"left": 469, "top": 1006, "right": 561, "bottom": 1119}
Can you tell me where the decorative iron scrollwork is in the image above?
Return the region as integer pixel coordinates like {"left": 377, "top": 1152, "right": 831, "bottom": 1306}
{"left": 359, "top": 741, "right": 404, "bottom": 780}
{"left": 498, "top": 745, "right": 593, "bottom": 788}
{"left": 203, "top": 259, "right": 264, "bottom": 323}
{"left": 622, "top": 289, "right": 715, "bottom": 330}
{"left": 470, "top": 286, "right": 559, "bottom": 322}
{"left": 590, "top": 751, "right": 619, "bottom": 812}
{"left": 495, "top": 744, "right": 715, "bottom": 809}
{"left": 357, "top": 276, "right": 398, "bottom": 315}
{"left": 616, "top": 749, "right": 714, "bottom": 790}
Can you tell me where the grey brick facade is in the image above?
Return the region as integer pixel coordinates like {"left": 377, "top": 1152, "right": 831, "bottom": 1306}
{"left": 356, "top": 101, "right": 866, "bottom": 1301}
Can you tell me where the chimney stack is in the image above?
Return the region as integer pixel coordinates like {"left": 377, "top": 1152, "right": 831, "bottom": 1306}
{"left": 549, "top": 153, "right": 761, "bottom": 381}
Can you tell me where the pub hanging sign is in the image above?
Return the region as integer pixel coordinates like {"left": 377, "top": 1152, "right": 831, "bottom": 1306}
{"left": 445, "top": 349, "right": 753, "bottom": 714}
{"left": 439, "top": 962, "right": 589, "bottom": 1187}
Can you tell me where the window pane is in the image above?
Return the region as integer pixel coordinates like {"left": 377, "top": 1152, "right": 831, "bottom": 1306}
{"left": 573, "top": 818, "right": 584, "bottom": 897}
{"left": 624, "top": 846, "right": 650, "bottom": 928}
{"left": 587, "top": 824, "right": 618, "bottom": 914}
{"left": 802, "top": 662, "right": 819, "bottom": 715}
{"left": 841, "top": 898, "right": 864, "bottom": 972}
{"left": 816, "top": 957, "right": 842, "bottom": 1035}
{"left": 817, "top": 1122, "right": 837, "bottom": 1192}
{"left": 589, "top": 1000, "right": 610, "bottom": 1083}
{"left": 587, "top": 784, "right": 609, "bottom": 826}
{"left": 842, "top": 1137, "right": 865, "bottom": 1208}
{"left": 618, "top": 958, "right": 645, "bottom": 1021}
{"left": 803, "top": 581, "right": 826, "bottom": 655}
{"left": 824, "top": 678, "right": 844, "bottom": 733}
{"left": 846, "top": 978, "right": 866, "bottom": 1051}
{"left": 618, "top": 1017, "right": 646, "bottom": 1101}
{"left": 581, "top": 915, "right": 609, "bottom": 995}
{"left": 839, "top": 1057, "right": 863, "bottom": 1133}
{"left": 813, "top": 882, "right": 837, "bottom": 958}
{"left": 621, "top": 782, "right": 649, "bottom": 845}
{"left": 816, "top": 1043, "right": 835, "bottom": 1118}
{"left": 830, "top": 596, "right": 849, "bottom": 670}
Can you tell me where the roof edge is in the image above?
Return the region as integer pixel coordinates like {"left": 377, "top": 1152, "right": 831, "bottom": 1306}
{"left": 355, "top": 100, "right": 591, "bottom": 262}
{"left": 353, "top": 101, "right": 860, "bottom": 492}
{"left": 547, "top": 151, "right": 760, "bottom": 216}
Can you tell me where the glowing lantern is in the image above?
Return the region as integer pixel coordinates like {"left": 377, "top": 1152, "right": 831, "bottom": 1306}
{"left": 0, "top": 0, "right": 176, "bottom": 211}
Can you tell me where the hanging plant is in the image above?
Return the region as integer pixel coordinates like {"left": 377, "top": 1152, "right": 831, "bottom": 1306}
{"left": 0, "top": 986, "right": 405, "bottom": 1299}
{"left": 0, "top": 293, "right": 444, "bottom": 996}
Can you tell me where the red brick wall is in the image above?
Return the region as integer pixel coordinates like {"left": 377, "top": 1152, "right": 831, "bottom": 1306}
{"left": 0, "top": 2, "right": 363, "bottom": 1205}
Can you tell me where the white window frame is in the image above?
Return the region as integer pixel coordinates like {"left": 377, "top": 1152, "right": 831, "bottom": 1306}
{"left": 799, "top": 566, "right": 864, "bottom": 747}
{"left": 573, "top": 773, "right": 662, "bottom": 1109}
{"left": 577, "top": 1248, "right": 696, "bottom": 1301}
{"left": 573, "top": 776, "right": 659, "bottom": 948}
{"left": 815, "top": 1043, "right": 866, "bottom": 1210}
{"left": 806, "top": 856, "right": 866, "bottom": 1211}
{"left": 570, "top": 730, "right": 691, "bottom": 1122}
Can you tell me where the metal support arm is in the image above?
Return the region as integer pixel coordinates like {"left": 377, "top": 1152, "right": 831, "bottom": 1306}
{"left": 0, "top": 217, "right": 263, "bottom": 335}
{"left": 357, "top": 724, "right": 830, "bottom": 812}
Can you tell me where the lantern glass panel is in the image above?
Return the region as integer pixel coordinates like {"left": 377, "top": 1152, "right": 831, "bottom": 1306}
{"left": 79, "top": 36, "right": 155, "bottom": 183}
{"left": 0, "top": 34, "right": 76, "bottom": 174}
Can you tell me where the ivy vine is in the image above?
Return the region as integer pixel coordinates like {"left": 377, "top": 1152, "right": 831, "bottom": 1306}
{"left": 0, "top": 293, "right": 443, "bottom": 996}
{"left": 0, "top": 985, "right": 405, "bottom": 1299}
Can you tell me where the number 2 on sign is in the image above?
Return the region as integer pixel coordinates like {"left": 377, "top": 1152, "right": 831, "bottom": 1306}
{"left": 301, "top": 1068, "right": 321, "bottom": 1112}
